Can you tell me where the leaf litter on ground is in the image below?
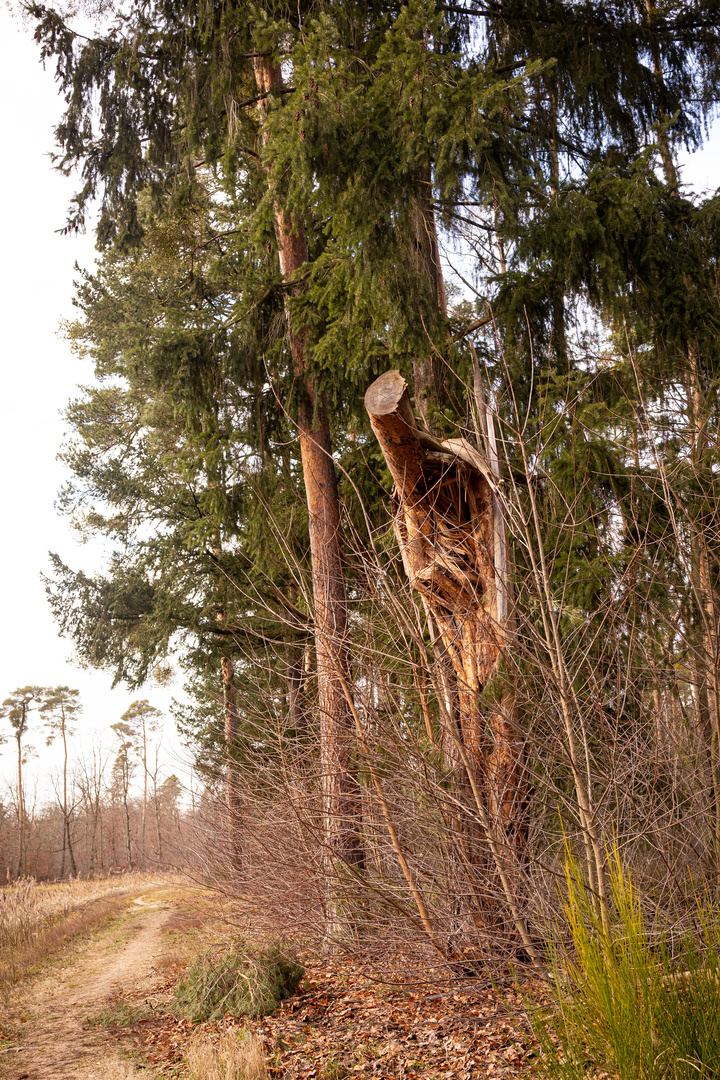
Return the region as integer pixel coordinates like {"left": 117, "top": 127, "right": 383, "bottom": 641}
{"left": 105, "top": 947, "right": 537, "bottom": 1078}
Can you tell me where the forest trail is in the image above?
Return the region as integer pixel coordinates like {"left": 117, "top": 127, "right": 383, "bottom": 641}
{"left": 1, "top": 882, "right": 533, "bottom": 1079}
{"left": 3, "top": 887, "right": 177, "bottom": 1080}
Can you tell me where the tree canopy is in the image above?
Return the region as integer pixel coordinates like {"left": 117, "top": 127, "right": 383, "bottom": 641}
{"left": 30, "top": 0, "right": 720, "bottom": 956}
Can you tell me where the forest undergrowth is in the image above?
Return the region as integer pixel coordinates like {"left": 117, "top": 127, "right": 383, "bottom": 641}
{"left": 91, "top": 887, "right": 534, "bottom": 1080}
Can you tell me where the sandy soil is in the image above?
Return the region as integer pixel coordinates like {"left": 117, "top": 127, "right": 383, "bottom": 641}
{"left": 4, "top": 891, "right": 174, "bottom": 1080}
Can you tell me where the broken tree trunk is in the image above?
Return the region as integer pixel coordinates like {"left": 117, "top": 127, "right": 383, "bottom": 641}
{"left": 365, "top": 370, "right": 527, "bottom": 866}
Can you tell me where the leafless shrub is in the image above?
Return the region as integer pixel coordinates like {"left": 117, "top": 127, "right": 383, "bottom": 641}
{"left": 184, "top": 341, "right": 720, "bottom": 974}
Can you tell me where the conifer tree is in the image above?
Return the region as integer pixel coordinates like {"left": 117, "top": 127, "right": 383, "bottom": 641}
{"left": 41, "top": 686, "right": 81, "bottom": 877}
{"left": 110, "top": 721, "right": 136, "bottom": 870}
{"left": 1, "top": 688, "right": 43, "bottom": 878}
{"left": 47, "top": 188, "right": 316, "bottom": 865}
{"left": 120, "top": 700, "right": 162, "bottom": 853}
{"left": 29, "top": 0, "right": 720, "bottom": 923}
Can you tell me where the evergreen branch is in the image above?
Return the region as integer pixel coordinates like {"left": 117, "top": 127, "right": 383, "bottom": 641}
{"left": 29, "top": 7, "right": 272, "bottom": 63}
{"left": 496, "top": 60, "right": 528, "bottom": 74}
{"left": 451, "top": 314, "right": 493, "bottom": 342}
{"left": 445, "top": 209, "right": 495, "bottom": 232}
{"left": 442, "top": 4, "right": 498, "bottom": 16}
{"left": 230, "top": 88, "right": 296, "bottom": 110}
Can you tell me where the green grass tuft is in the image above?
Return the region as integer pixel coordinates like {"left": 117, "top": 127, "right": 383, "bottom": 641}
{"left": 174, "top": 935, "right": 304, "bottom": 1021}
{"left": 528, "top": 851, "right": 720, "bottom": 1079}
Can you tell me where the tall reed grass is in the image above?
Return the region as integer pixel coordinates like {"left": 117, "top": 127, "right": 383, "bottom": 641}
{"left": 0, "top": 873, "right": 164, "bottom": 989}
{"left": 530, "top": 854, "right": 720, "bottom": 1079}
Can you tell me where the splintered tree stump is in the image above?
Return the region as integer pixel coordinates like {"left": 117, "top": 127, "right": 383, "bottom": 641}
{"left": 365, "top": 370, "right": 526, "bottom": 852}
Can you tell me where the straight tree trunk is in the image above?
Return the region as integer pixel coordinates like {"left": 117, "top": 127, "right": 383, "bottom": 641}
{"left": 89, "top": 799, "right": 99, "bottom": 875}
{"left": 141, "top": 721, "right": 148, "bottom": 851}
{"left": 645, "top": 0, "right": 679, "bottom": 197}
{"left": 84, "top": 755, "right": 103, "bottom": 875}
{"left": 410, "top": 163, "right": 447, "bottom": 421}
{"left": 16, "top": 729, "right": 25, "bottom": 879}
{"left": 688, "top": 378, "right": 720, "bottom": 846}
{"left": 253, "top": 58, "right": 364, "bottom": 931}
{"left": 213, "top": 519, "right": 244, "bottom": 864}
{"left": 61, "top": 724, "right": 77, "bottom": 877}
{"left": 154, "top": 781, "right": 163, "bottom": 864}
{"left": 547, "top": 80, "right": 568, "bottom": 366}
{"left": 122, "top": 756, "right": 133, "bottom": 871}
{"left": 123, "top": 797, "right": 132, "bottom": 871}
{"left": 646, "top": 1, "right": 720, "bottom": 847}
{"left": 221, "top": 653, "right": 242, "bottom": 868}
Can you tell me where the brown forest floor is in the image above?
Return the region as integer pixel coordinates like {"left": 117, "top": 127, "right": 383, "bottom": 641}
{"left": 1, "top": 881, "right": 537, "bottom": 1080}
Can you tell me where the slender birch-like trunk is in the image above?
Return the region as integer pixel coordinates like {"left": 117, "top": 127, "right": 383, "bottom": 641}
{"left": 141, "top": 719, "right": 148, "bottom": 850}
{"left": 121, "top": 751, "right": 133, "bottom": 872}
{"left": 16, "top": 726, "right": 25, "bottom": 879}
{"left": 153, "top": 767, "right": 163, "bottom": 863}
{"left": 61, "top": 720, "right": 77, "bottom": 877}
{"left": 646, "top": 0, "right": 720, "bottom": 846}
{"left": 221, "top": 653, "right": 242, "bottom": 867}
{"left": 410, "top": 163, "right": 447, "bottom": 422}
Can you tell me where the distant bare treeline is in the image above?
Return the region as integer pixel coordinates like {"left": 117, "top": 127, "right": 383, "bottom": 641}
{"left": 0, "top": 689, "right": 194, "bottom": 879}
{"left": 0, "top": 768, "right": 190, "bottom": 879}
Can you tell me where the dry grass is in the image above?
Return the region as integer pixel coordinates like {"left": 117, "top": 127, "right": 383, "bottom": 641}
{"left": 157, "top": 904, "right": 212, "bottom": 975}
{"left": 0, "top": 872, "right": 176, "bottom": 990}
{"left": 155, "top": 942, "right": 193, "bottom": 973}
{"left": 186, "top": 1030, "right": 269, "bottom": 1080}
{"left": 85, "top": 1060, "right": 145, "bottom": 1079}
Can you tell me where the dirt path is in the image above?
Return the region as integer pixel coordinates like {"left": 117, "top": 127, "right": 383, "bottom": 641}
{"left": 4, "top": 890, "right": 175, "bottom": 1080}
{"left": 1, "top": 885, "right": 532, "bottom": 1080}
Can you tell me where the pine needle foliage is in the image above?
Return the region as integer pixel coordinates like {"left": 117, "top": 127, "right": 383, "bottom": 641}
{"left": 174, "top": 936, "right": 304, "bottom": 1021}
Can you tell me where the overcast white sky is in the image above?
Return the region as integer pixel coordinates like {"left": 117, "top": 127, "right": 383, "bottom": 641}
{"left": 0, "top": 5, "right": 192, "bottom": 803}
{"left": 0, "top": 4, "right": 718, "bottom": 804}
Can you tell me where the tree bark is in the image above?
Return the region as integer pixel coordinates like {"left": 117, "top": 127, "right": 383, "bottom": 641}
{"left": 365, "top": 371, "right": 527, "bottom": 857}
{"left": 61, "top": 722, "right": 77, "bottom": 877}
{"left": 154, "top": 776, "right": 163, "bottom": 864}
{"left": 410, "top": 164, "right": 447, "bottom": 422}
{"left": 121, "top": 753, "right": 133, "bottom": 871}
{"left": 212, "top": 513, "right": 245, "bottom": 867}
{"left": 645, "top": 2, "right": 719, "bottom": 847}
{"left": 141, "top": 719, "right": 148, "bottom": 851}
{"left": 253, "top": 58, "right": 364, "bottom": 930}
{"left": 221, "top": 653, "right": 243, "bottom": 868}
{"left": 89, "top": 794, "right": 100, "bottom": 875}
{"left": 16, "top": 727, "right": 25, "bottom": 879}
